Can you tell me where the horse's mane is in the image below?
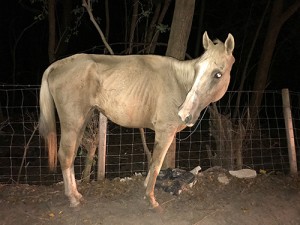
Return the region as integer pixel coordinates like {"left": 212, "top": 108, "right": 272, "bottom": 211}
{"left": 213, "top": 39, "right": 222, "bottom": 44}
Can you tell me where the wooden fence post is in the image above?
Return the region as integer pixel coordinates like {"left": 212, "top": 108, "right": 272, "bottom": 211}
{"left": 282, "top": 88, "right": 298, "bottom": 176}
{"left": 97, "top": 113, "right": 107, "bottom": 180}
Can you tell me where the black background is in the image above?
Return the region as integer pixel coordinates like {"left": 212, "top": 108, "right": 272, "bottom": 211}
{"left": 1, "top": 0, "right": 299, "bottom": 91}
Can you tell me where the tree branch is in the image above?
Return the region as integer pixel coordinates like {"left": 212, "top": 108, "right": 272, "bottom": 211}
{"left": 82, "top": 0, "right": 114, "bottom": 54}
{"left": 279, "top": 0, "right": 300, "bottom": 25}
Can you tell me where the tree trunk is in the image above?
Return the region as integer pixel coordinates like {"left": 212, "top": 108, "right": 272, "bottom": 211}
{"left": 163, "top": 0, "right": 195, "bottom": 169}
{"left": 249, "top": 0, "right": 300, "bottom": 119}
{"left": 194, "top": 0, "right": 205, "bottom": 57}
{"left": 128, "top": 0, "right": 138, "bottom": 54}
{"left": 165, "top": 0, "right": 195, "bottom": 60}
{"left": 55, "top": 0, "right": 73, "bottom": 58}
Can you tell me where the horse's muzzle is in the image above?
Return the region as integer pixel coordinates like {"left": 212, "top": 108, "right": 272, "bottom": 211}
{"left": 184, "top": 114, "right": 192, "bottom": 124}
{"left": 179, "top": 113, "right": 194, "bottom": 127}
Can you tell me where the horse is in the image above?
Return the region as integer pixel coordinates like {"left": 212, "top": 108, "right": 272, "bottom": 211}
{"left": 39, "top": 31, "right": 235, "bottom": 209}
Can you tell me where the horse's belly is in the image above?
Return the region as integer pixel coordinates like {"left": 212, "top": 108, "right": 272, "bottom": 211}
{"left": 102, "top": 103, "right": 153, "bottom": 129}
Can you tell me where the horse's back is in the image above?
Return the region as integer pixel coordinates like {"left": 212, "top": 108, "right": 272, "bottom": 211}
{"left": 47, "top": 54, "right": 175, "bottom": 84}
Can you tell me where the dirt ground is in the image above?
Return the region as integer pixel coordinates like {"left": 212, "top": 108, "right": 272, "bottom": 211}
{"left": 0, "top": 169, "right": 299, "bottom": 225}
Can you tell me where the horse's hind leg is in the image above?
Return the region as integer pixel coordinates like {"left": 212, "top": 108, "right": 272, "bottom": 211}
{"left": 58, "top": 117, "right": 88, "bottom": 207}
{"left": 144, "top": 128, "right": 176, "bottom": 208}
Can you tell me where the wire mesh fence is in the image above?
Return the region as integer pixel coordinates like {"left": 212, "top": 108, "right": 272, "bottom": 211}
{"left": 0, "top": 85, "right": 299, "bottom": 184}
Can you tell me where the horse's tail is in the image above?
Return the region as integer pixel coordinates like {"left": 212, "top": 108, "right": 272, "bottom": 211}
{"left": 39, "top": 67, "right": 57, "bottom": 171}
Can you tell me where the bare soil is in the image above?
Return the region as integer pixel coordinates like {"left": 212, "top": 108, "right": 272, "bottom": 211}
{"left": 0, "top": 170, "right": 299, "bottom": 225}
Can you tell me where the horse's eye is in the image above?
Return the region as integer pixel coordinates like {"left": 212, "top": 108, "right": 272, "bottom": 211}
{"left": 215, "top": 72, "right": 222, "bottom": 78}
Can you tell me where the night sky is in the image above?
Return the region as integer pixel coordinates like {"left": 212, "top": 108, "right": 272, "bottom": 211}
{"left": 1, "top": 0, "right": 300, "bottom": 91}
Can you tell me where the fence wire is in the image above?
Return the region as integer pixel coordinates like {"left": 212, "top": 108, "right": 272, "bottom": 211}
{"left": 0, "top": 85, "right": 299, "bottom": 184}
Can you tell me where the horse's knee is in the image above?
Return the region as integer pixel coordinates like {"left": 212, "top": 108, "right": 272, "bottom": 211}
{"left": 58, "top": 144, "right": 75, "bottom": 166}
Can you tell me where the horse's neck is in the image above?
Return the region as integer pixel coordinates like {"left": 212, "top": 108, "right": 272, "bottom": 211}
{"left": 172, "top": 59, "right": 197, "bottom": 93}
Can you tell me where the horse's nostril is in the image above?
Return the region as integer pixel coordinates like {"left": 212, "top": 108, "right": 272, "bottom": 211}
{"left": 185, "top": 114, "right": 192, "bottom": 124}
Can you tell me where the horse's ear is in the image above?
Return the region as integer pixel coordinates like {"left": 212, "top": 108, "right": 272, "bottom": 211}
{"left": 203, "top": 31, "right": 214, "bottom": 50}
{"left": 225, "top": 33, "right": 235, "bottom": 54}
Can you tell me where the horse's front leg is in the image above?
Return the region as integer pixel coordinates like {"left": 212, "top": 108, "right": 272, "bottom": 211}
{"left": 144, "top": 129, "right": 176, "bottom": 209}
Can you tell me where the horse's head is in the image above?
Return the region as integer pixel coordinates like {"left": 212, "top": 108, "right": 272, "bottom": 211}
{"left": 178, "top": 31, "right": 235, "bottom": 127}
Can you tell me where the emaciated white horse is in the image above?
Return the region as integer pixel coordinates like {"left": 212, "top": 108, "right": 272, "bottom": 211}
{"left": 39, "top": 32, "right": 235, "bottom": 209}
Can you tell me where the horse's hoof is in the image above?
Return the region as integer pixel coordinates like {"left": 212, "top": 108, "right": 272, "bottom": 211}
{"left": 148, "top": 199, "right": 162, "bottom": 212}
{"left": 79, "top": 197, "right": 86, "bottom": 205}
{"left": 70, "top": 201, "right": 80, "bottom": 208}
{"left": 151, "top": 201, "right": 159, "bottom": 209}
